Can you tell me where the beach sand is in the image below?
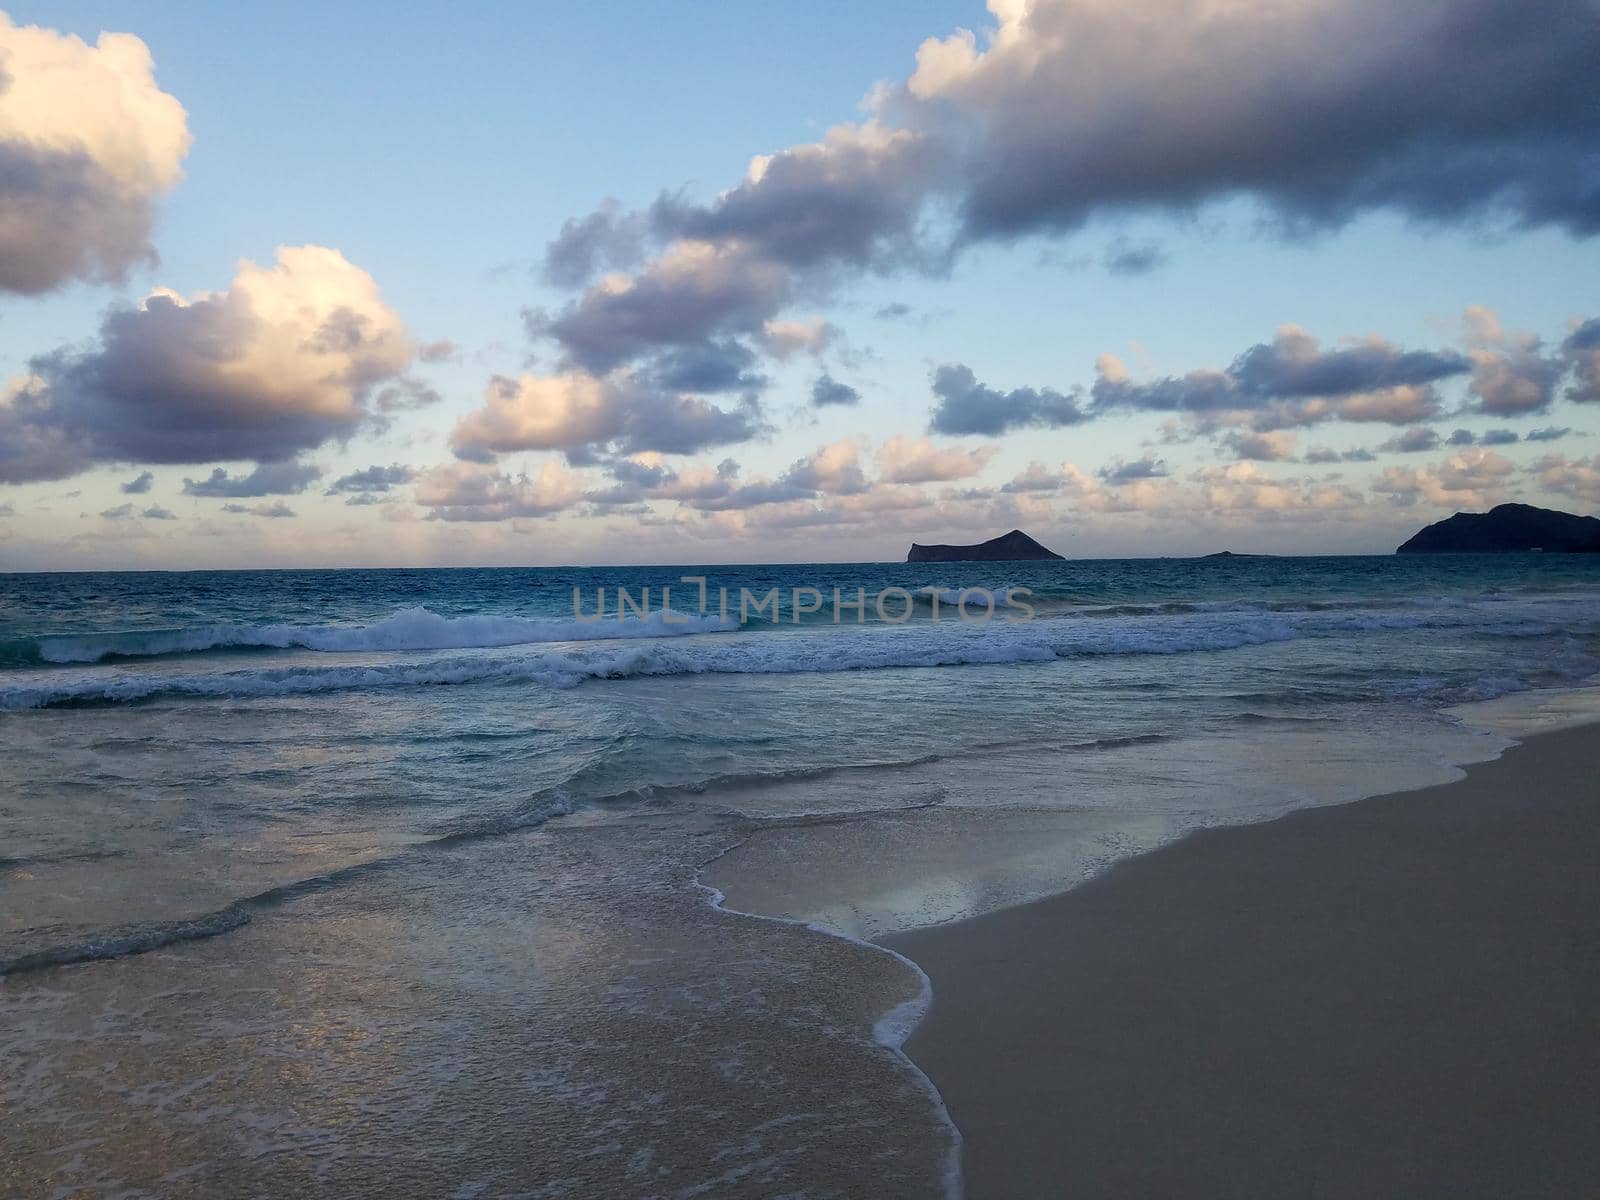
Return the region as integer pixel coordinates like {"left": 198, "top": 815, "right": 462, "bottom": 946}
{"left": 886, "top": 727, "right": 1600, "bottom": 1198}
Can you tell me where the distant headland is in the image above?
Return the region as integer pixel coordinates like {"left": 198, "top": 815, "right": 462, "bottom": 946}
{"left": 907, "top": 529, "right": 1065, "bottom": 563}
{"left": 1397, "top": 503, "right": 1600, "bottom": 554}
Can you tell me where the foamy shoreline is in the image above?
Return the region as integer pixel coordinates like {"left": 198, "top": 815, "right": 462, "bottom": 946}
{"left": 706, "top": 683, "right": 1600, "bottom": 1196}
{"left": 881, "top": 715, "right": 1600, "bottom": 1196}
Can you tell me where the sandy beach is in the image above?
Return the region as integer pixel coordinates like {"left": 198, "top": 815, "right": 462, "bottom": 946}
{"left": 886, "top": 726, "right": 1600, "bottom": 1198}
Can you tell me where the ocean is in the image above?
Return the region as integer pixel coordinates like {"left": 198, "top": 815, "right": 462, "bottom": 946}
{"left": 4, "top": 554, "right": 1600, "bottom": 1197}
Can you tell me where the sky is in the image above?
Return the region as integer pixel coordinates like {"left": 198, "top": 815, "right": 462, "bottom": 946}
{"left": 1, "top": 0, "right": 1598, "bottom": 570}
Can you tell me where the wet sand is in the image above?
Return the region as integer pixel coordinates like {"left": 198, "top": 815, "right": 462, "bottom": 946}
{"left": 887, "top": 727, "right": 1600, "bottom": 1198}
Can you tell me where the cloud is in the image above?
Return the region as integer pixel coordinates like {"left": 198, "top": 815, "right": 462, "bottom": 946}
{"left": 325, "top": 463, "right": 415, "bottom": 494}
{"left": 1098, "top": 454, "right": 1169, "bottom": 482}
{"left": 643, "top": 339, "right": 766, "bottom": 394}
{"left": 541, "top": 198, "right": 649, "bottom": 288}
{"left": 810, "top": 373, "right": 860, "bottom": 408}
{"left": 222, "top": 501, "right": 296, "bottom": 518}
{"left": 0, "top": 14, "right": 190, "bottom": 294}
{"left": 1531, "top": 454, "right": 1600, "bottom": 505}
{"left": 784, "top": 439, "right": 869, "bottom": 494}
{"left": 99, "top": 502, "right": 133, "bottom": 519}
{"left": 875, "top": 434, "right": 995, "bottom": 483}
{"left": 1371, "top": 448, "right": 1516, "bottom": 508}
{"left": 1383, "top": 427, "right": 1443, "bottom": 454}
{"left": 416, "top": 459, "right": 585, "bottom": 522}
{"left": 120, "top": 469, "right": 153, "bottom": 493}
{"left": 1565, "top": 318, "right": 1600, "bottom": 404}
{"left": 760, "top": 318, "right": 838, "bottom": 360}
{"left": 928, "top": 363, "right": 1088, "bottom": 435}
{"left": 183, "top": 461, "right": 322, "bottom": 497}
{"left": 0, "top": 246, "right": 414, "bottom": 483}
{"left": 689, "top": 441, "right": 873, "bottom": 511}
{"left": 1463, "top": 306, "right": 1563, "bottom": 415}
{"left": 531, "top": 2, "right": 1598, "bottom": 395}
{"left": 373, "top": 377, "right": 443, "bottom": 412}
{"left": 1304, "top": 445, "right": 1377, "bottom": 464}
{"left": 1223, "top": 430, "right": 1298, "bottom": 462}
{"left": 902, "top": 0, "right": 1600, "bottom": 241}
{"left": 451, "top": 369, "right": 767, "bottom": 460}
{"left": 1526, "top": 425, "right": 1573, "bottom": 442}
{"left": 1000, "top": 461, "right": 1074, "bottom": 494}
{"left": 533, "top": 238, "right": 791, "bottom": 374}
{"left": 1093, "top": 327, "right": 1464, "bottom": 432}
{"left": 142, "top": 504, "right": 175, "bottom": 520}
{"left": 1102, "top": 238, "right": 1166, "bottom": 276}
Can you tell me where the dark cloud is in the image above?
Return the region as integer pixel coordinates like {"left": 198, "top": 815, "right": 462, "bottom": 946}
{"left": 1304, "top": 445, "right": 1379, "bottom": 464}
{"left": 875, "top": 302, "right": 914, "bottom": 320}
{"left": 643, "top": 340, "right": 767, "bottom": 394}
{"left": 1101, "top": 238, "right": 1167, "bottom": 277}
{"left": 1092, "top": 328, "right": 1460, "bottom": 429}
{"left": 325, "top": 464, "right": 414, "bottom": 494}
{"left": 222, "top": 501, "right": 296, "bottom": 518}
{"left": 540, "top": 198, "right": 649, "bottom": 288}
{"left": 928, "top": 363, "right": 1088, "bottom": 436}
{"left": 120, "top": 470, "right": 154, "bottom": 494}
{"left": 1384, "top": 428, "right": 1444, "bottom": 454}
{"left": 1481, "top": 428, "right": 1521, "bottom": 446}
{"left": 373, "top": 377, "right": 443, "bottom": 412}
{"left": 1099, "top": 455, "right": 1168, "bottom": 483}
{"left": 1526, "top": 425, "right": 1573, "bottom": 442}
{"left": 617, "top": 391, "right": 768, "bottom": 456}
{"left": 530, "top": 244, "right": 789, "bottom": 375}
{"left": 648, "top": 126, "right": 940, "bottom": 273}
{"left": 810, "top": 373, "right": 861, "bottom": 408}
{"left": 142, "top": 505, "right": 176, "bottom": 520}
{"left": 923, "top": 0, "right": 1600, "bottom": 242}
{"left": 1229, "top": 334, "right": 1467, "bottom": 400}
{"left": 183, "top": 462, "right": 322, "bottom": 497}
{"left": 99, "top": 502, "right": 134, "bottom": 520}
{"left": 0, "top": 144, "right": 159, "bottom": 295}
{"left": 1565, "top": 318, "right": 1600, "bottom": 404}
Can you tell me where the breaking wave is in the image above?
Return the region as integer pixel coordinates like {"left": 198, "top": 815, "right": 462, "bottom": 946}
{"left": 24, "top": 606, "right": 738, "bottom": 665}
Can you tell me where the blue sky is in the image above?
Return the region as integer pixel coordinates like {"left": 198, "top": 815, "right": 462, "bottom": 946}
{"left": 2, "top": 1, "right": 1598, "bottom": 568}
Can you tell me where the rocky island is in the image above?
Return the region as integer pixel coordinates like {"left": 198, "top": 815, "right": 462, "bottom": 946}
{"left": 907, "top": 529, "right": 1065, "bottom": 563}
{"left": 1397, "top": 503, "right": 1600, "bottom": 553}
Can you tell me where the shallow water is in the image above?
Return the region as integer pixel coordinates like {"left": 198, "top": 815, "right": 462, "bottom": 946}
{"left": 3, "top": 555, "right": 1599, "bottom": 1196}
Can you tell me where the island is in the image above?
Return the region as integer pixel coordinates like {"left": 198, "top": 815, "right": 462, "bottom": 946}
{"left": 1396, "top": 503, "right": 1600, "bottom": 553}
{"left": 907, "top": 529, "right": 1065, "bottom": 563}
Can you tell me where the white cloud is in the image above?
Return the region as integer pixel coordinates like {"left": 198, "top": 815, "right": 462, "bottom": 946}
{"left": 0, "top": 12, "right": 190, "bottom": 292}
{"left": 0, "top": 246, "right": 415, "bottom": 481}
{"left": 875, "top": 434, "right": 996, "bottom": 483}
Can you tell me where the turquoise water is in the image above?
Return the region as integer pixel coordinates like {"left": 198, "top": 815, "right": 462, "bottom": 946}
{"left": 3, "top": 554, "right": 1599, "bottom": 1196}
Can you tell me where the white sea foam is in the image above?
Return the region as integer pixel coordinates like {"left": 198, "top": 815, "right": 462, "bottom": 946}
{"left": 6, "top": 597, "right": 1595, "bottom": 711}
{"left": 36, "top": 606, "right": 737, "bottom": 664}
